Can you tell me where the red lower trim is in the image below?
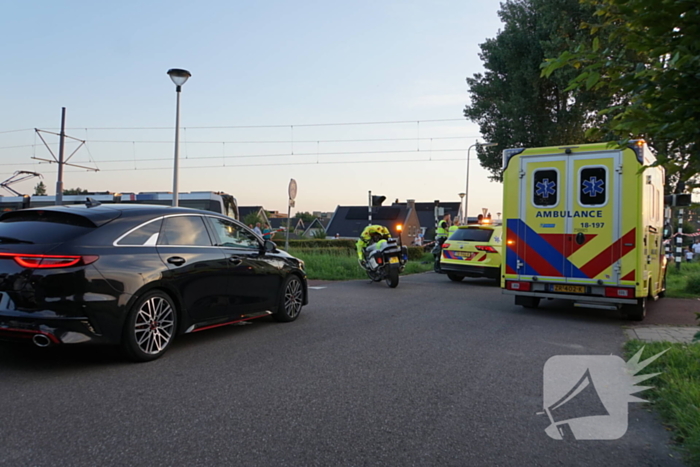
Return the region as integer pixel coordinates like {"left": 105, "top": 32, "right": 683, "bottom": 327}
{"left": 0, "top": 327, "right": 60, "bottom": 343}
{"left": 192, "top": 315, "right": 267, "bottom": 333}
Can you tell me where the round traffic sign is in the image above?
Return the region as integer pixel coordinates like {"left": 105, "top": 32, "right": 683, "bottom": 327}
{"left": 288, "top": 178, "right": 297, "bottom": 200}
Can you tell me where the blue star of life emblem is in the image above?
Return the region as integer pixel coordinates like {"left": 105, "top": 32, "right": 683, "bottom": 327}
{"left": 582, "top": 176, "right": 605, "bottom": 197}
{"left": 536, "top": 178, "right": 556, "bottom": 199}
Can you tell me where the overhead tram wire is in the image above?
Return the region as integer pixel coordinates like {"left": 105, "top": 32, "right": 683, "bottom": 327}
{"left": 49, "top": 148, "right": 471, "bottom": 165}
{"left": 59, "top": 118, "right": 465, "bottom": 131}
{"left": 76, "top": 135, "right": 478, "bottom": 145}
{"left": 44, "top": 156, "right": 471, "bottom": 174}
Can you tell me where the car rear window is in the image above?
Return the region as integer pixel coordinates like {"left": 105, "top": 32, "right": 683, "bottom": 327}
{"left": 158, "top": 216, "right": 212, "bottom": 246}
{"left": 449, "top": 228, "right": 493, "bottom": 242}
{"left": 0, "top": 211, "right": 96, "bottom": 244}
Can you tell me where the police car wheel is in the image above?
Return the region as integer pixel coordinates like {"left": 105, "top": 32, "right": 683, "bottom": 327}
{"left": 447, "top": 274, "right": 464, "bottom": 282}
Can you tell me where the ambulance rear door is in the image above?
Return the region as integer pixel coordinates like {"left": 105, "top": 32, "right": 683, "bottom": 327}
{"left": 564, "top": 150, "right": 623, "bottom": 286}
{"left": 515, "top": 150, "right": 622, "bottom": 286}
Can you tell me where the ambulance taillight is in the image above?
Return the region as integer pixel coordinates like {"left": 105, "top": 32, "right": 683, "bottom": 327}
{"left": 604, "top": 287, "right": 634, "bottom": 298}
{"left": 506, "top": 281, "right": 531, "bottom": 291}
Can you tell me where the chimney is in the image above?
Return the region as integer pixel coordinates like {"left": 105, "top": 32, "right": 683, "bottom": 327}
{"left": 407, "top": 199, "right": 415, "bottom": 210}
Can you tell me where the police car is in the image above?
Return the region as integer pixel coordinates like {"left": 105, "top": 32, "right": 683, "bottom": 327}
{"left": 439, "top": 223, "right": 503, "bottom": 281}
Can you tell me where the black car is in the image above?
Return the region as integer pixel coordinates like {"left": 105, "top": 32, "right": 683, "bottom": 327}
{"left": 0, "top": 203, "right": 308, "bottom": 361}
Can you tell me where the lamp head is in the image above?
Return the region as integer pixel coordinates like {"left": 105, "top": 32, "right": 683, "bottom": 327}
{"left": 167, "top": 68, "right": 191, "bottom": 88}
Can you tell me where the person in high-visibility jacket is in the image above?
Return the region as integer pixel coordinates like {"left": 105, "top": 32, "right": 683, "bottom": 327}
{"left": 435, "top": 214, "right": 451, "bottom": 243}
{"left": 433, "top": 214, "right": 451, "bottom": 272}
{"left": 448, "top": 218, "right": 461, "bottom": 236}
{"left": 356, "top": 225, "right": 391, "bottom": 260}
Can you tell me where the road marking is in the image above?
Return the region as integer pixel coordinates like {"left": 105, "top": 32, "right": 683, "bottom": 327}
{"left": 308, "top": 286, "right": 327, "bottom": 290}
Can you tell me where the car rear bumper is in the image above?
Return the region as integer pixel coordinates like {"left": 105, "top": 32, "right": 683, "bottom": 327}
{"left": 501, "top": 289, "right": 638, "bottom": 305}
{"left": 439, "top": 263, "right": 500, "bottom": 279}
{"left": 0, "top": 294, "right": 128, "bottom": 346}
{"left": 0, "top": 315, "right": 116, "bottom": 345}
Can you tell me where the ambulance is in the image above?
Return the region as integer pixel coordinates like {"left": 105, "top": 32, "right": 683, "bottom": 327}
{"left": 500, "top": 140, "right": 666, "bottom": 320}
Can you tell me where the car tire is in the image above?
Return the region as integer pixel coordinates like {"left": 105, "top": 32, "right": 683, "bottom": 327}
{"left": 273, "top": 275, "right": 304, "bottom": 322}
{"left": 447, "top": 273, "right": 464, "bottom": 282}
{"left": 515, "top": 295, "right": 540, "bottom": 309}
{"left": 623, "top": 298, "right": 646, "bottom": 321}
{"left": 121, "top": 291, "right": 178, "bottom": 362}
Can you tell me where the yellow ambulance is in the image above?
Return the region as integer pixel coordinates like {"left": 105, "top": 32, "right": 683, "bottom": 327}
{"left": 501, "top": 141, "right": 666, "bottom": 320}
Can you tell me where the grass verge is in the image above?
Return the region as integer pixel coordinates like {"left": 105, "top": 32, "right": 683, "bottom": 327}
{"left": 624, "top": 340, "right": 700, "bottom": 465}
{"left": 667, "top": 262, "right": 700, "bottom": 298}
{"left": 288, "top": 248, "right": 434, "bottom": 281}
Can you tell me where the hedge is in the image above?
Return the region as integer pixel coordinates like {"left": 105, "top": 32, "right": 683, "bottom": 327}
{"left": 284, "top": 241, "right": 425, "bottom": 261}
{"left": 286, "top": 239, "right": 356, "bottom": 249}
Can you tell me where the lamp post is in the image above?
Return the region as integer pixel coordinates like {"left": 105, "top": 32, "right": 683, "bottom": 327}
{"left": 465, "top": 141, "right": 497, "bottom": 223}
{"left": 167, "top": 68, "right": 191, "bottom": 207}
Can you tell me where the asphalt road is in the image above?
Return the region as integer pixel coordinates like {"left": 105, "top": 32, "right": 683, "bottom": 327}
{"left": 0, "top": 273, "right": 684, "bottom": 466}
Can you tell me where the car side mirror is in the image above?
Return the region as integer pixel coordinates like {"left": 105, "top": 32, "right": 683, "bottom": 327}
{"left": 264, "top": 240, "right": 277, "bottom": 252}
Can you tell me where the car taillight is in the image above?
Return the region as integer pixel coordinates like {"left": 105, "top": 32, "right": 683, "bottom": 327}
{"left": 442, "top": 243, "right": 450, "bottom": 249}
{"left": 476, "top": 245, "right": 497, "bottom": 253}
{"left": 604, "top": 287, "right": 634, "bottom": 298}
{"left": 0, "top": 253, "right": 99, "bottom": 269}
{"left": 506, "top": 281, "right": 531, "bottom": 291}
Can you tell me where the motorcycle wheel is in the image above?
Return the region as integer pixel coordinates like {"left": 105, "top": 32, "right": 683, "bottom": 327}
{"left": 366, "top": 269, "right": 382, "bottom": 282}
{"left": 386, "top": 268, "right": 399, "bottom": 288}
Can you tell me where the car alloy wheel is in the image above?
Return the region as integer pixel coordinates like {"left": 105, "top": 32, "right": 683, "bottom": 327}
{"left": 122, "top": 291, "right": 177, "bottom": 362}
{"left": 284, "top": 277, "right": 303, "bottom": 319}
{"left": 134, "top": 296, "right": 175, "bottom": 355}
{"left": 273, "top": 276, "right": 303, "bottom": 322}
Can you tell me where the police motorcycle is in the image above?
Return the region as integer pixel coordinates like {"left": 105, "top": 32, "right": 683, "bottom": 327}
{"left": 359, "top": 232, "right": 408, "bottom": 288}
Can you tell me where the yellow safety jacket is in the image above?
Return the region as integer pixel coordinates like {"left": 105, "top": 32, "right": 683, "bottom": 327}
{"left": 436, "top": 220, "right": 449, "bottom": 238}
{"left": 356, "top": 225, "right": 391, "bottom": 258}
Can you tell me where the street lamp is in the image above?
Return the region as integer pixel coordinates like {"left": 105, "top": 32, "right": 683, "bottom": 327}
{"left": 458, "top": 193, "right": 465, "bottom": 223}
{"left": 167, "top": 68, "right": 191, "bottom": 207}
{"left": 465, "top": 141, "right": 497, "bottom": 223}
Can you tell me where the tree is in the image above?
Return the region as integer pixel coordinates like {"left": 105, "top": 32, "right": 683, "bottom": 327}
{"left": 34, "top": 181, "right": 47, "bottom": 196}
{"left": 541, "top": 0, "right": 700, "bottom": 193}
{"left": 243, "top": 212, "right": 263, "bottom": 227}
{"left": 464, "top": 0, "right": 614, "bottom": 181}
{"left": 63, "top": 187, "right": 88, "bottom": 195}
{"left": 295, "top": 211, "right": 315, "bottom": 223}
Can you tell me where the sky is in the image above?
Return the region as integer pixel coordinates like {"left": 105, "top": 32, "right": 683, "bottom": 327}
{"left": 1, "top": 0, "right": 505, "bottom": 217}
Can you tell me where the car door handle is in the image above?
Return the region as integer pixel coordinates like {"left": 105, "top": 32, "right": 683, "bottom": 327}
{"left": 229, "top": 256, "right": 243, "bottom": 266}
{"left": 167, "top": 256, "right": 186, "bottom": 266}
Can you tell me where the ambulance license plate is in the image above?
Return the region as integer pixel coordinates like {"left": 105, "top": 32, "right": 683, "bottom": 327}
{"left": 457, "top": 252, "right": 476, "bottom": 260}
{"left": 551, "top": 284, "right": 586, "bottom": 293}
{"left": 389, "top": 256, "right": 399, "bottom": 264}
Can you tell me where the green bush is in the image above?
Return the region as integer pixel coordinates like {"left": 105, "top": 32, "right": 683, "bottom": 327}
{"left": 407, "top": 246, "right": 425, "bottom": 260}
{"left": 685, "top": 273, "right": 700, "bottom": 295}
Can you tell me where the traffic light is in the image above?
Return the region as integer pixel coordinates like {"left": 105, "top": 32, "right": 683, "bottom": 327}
{"left": 664, "top": 194, "right": 691, "bottom": 207}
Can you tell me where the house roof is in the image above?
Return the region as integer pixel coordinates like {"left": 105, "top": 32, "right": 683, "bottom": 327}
{"left": 238, "top": 206, "right": 270, "bottom": 225}
{"left": 302, "top": 218, "right": 328, "bottom": 237}
{"left": 239, "top": 206, "right": 264, "bottom": 217}
{"left": 393, "top": 202, "right": 461, "bottom": 229}
{"left": 269, "top": 217, "right": 304, "bottom": 231}
{"left": 326, "top": 205, "right": 410, "bottom": 238}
